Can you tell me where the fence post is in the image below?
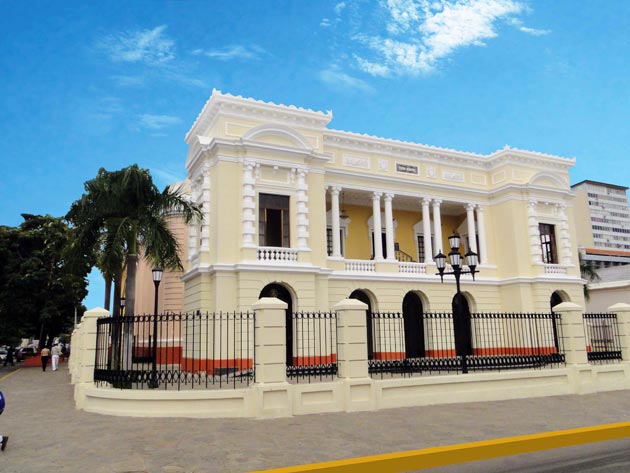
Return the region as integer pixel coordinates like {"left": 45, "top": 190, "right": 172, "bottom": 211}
{"left": 608, "top": 303, "right": 630, "bottom": 361}
{"left": 554, "top": 302, "right": 588, "bottom": 365}
{"left": 252, "top": 297, "right": 291, "bottom": 418}
{"left": 334, "top": 298, "right": 374, "bottom": 412}
{"left": 74, "top": 307, "right": 110, "bottom": 408}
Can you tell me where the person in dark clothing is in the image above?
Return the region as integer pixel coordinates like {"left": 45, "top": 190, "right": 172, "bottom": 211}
{"left": 40, "top": 346, "right": 50, "bottom": 371}
{"left": 3, "top": 347, "right": 15, "bottom": 367}
{"left": 0, "top": 390, "right": 8, "bottom": 451}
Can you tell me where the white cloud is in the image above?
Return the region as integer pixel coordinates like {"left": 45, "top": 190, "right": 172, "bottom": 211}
{"left": 321, "top": 18, "right": 332, "bottom": 28}
{"left": 355, "top": 56, "right": 391, "bottom": 77}
{"left": 319, "top": 67, "right": 375, "bottom": 93}
{"left": 518, "top": 26, "right": 550, "bottom": 36}
{"left": 100, "top": 25, "right": 175, "bottom": 65}
{"left": 137, "top": 114, "right": 182, "bottom": 130}
{"left": 193, "top": 45, "right": 265, "bottom": 61}
{"left": 357, "top": 0, "right": 537, "bottom": 75}
{"left": 335, "top": 2, "right": 347, "bottom": 15}
{"left": 151, "top": 166, "right": 186, "bottom": 186}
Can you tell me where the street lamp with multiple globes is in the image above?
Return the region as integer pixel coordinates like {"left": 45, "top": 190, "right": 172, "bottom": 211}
{"left": 149, "top": 267, "right": 163, "bottom": 389}
{"left": 434, "top": 232, "right": 479, "bottom": 374}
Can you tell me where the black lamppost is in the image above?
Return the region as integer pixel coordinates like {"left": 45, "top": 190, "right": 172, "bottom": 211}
{"left": 434, "top": 232, "right": 479, "bottom": 374}
{"left": 149, "top": 267, "right": 163, "bottom": 389}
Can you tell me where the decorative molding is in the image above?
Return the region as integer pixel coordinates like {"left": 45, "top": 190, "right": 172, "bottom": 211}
{"left": 426, "top": 166, "right": 437, "bottom": 178}
{"left": 442, "top": 170, "right": 465, "bottom": 183}
{"left": 492, "top": 171, "right": 506, "bottom": 184}
{"left": 342, "top": 154, "right": 370, "bottom": 170}
{"left": 378, "top": 159, "right": 388, "bottom": 171}
{"left": 471, "top": 173, "right": 487, "bottom": 185}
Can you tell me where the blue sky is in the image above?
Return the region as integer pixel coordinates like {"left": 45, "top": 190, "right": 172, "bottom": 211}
{"left": 1, "top": 0, "right": 628, "bottom": 309}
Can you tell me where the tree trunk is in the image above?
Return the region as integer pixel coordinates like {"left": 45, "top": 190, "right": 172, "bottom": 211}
{"left": 104, "top": 276, "right": 112, "bottom": 311}
{"left": 121, "top": 252, "right": 138, "bottom": 371}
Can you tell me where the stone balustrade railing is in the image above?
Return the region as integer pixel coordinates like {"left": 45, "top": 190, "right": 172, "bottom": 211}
{"left": 257, "top": 246, "right": 299, "bottom": 263}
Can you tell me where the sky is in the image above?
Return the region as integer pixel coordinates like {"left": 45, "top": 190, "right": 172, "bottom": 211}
{"left": 1, "top": 0, "right": 629, "bottom": 310}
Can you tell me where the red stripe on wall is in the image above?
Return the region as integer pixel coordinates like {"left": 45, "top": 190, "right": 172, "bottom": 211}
{"left": 180, "top": 358, "right": 253, "bottom": 374}
{"left": 292, "top": 354, "right": 338, "bottom": 366}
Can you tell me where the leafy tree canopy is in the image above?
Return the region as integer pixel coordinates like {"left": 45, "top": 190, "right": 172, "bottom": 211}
{"left": 0, "top": 214, "right": 90, "bottom": 345}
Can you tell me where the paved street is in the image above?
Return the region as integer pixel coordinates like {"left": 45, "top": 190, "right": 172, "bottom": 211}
{"left": 1, "top": 363, "right": 630, "bottom": 473}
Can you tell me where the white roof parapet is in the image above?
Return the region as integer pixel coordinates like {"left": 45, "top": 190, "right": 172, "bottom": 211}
{"left": 185, "top": 89, "right": 333, "bottom": 144}
{"left": 325, "top": 129, "right": 575, "bottom": 172}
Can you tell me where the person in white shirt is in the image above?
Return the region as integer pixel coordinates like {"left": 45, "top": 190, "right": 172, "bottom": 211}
{"left": 51, "top": 344, "right": 61, "bottom": 371}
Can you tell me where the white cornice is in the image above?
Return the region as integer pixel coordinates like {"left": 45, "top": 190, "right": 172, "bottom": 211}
{"left": 324, "top": 130, "right": 575, "bottom": 173}
{"left": 185, "top": 90, "right": 333, "bottom": 144}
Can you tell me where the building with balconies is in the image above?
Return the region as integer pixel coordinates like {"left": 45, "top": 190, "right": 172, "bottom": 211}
{"left": 179, "top": 91, "right": 584, "bottom": 318}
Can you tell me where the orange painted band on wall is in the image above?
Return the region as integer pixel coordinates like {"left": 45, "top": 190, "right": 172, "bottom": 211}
{"left": 248, "top": 422, "right": 630, "bottom": 473}
{"left": 292, "top": 355, "right": 337, "bottom": 366}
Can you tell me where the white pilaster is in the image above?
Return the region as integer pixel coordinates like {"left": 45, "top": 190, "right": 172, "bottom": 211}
{"left": 241, "top": 162, "right": 257, "bottom": 248}
{"left": 372, "top": 192, "right": 384, "bottom": 261}
{"left": 432, "top": 199, "right": 443, "bottom": 254}
{"left": 465, "top": 203, "right": 478, "bottom": 253}
{"left": 476, "top": 205, "right": 488, "bottom": 265}
{"left": 330, "top": 187, "right": 342, "bottom": 258}
{"left": 528, "top": 200, "right": 543, "bottom": 264}
{"left": 422, "top": 198, "right": 433, "bottom": 263}
{"left": 200, "top": 162, "right": 211, "bottom": 253}
{"left": 384, "top": 193, "right": 395, "bottom": 261}
{"left": 295, "top": 169, "right": 310, "bottom": 250}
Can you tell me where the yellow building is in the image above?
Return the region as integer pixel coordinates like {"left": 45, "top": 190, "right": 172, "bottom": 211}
{"left": 179, "top": 90, "right": 583, "bottom": 316}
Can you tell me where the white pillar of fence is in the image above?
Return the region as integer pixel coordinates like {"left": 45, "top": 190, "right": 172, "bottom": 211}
{"left": 334, "top": 298, "right": 374, "bottom": 411}
{"left": 74, "top": 307, "right": 110, "bottom": 408}
{"left": 253, "top": 297, "right": 288, "bottom": 384}
{"left": 608, "top": 303, "right": 630, "bottom": 361}
{"left": 252, "top": 297, "right": 292, "bottom": 418}
{"left": 553, "top": 302, "right": 588, "bottom": 365}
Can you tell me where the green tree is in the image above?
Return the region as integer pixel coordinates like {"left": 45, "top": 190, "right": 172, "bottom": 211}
{"left": 67, "top": 165, "right": 202, "bottom": 317}
{"left": 0, "top": 215, "right": 90, "bottom": 345}
{"left": 579, "top": 252, "right": 601, "bottom": 301}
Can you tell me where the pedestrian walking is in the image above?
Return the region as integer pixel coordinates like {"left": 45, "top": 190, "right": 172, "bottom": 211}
{"left": 40, "top": 346, "right": 50, "bottom": 371}
{"left": 51, "top": 344, "right": 60, "bottom": 371}
{"left": 3, "top": 347, "right": 14, "bottom": 367}
{"left": 0, "top": 390, "right": 8, "bottom": 451}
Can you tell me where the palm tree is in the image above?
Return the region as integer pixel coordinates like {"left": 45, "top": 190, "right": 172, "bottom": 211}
{"left": 67, "top": 165, "right": 202, "bottom": 316}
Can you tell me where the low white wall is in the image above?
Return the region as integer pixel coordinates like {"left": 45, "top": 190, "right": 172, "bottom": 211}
{"left": 75, "top": 363, "right": 630, "bottom": 419}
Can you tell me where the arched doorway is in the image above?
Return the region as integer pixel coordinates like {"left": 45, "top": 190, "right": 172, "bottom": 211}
{"left": 260, "top": 283, "right": 294, "bottom": 365}
{"left": 549, "top": 291, "right": 567, "bottom": 351}
{"left": 349, "top": 290, "right": 374, "bottom": 360}
{"left": 452, "top": 292, "right": 472, "bottom": 357}
{"left": 402, "top": 292, "right": 425, "bottom": 358}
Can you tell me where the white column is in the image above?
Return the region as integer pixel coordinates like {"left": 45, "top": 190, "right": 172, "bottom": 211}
{"left": 187, "top": 177, "right": 199, "bottom": 261}
{"left": 372, "top": 192, "right": 384, "bottom": 261}
{"left": 465, "top": 203, "right": 478, "bottom": 253}
{"left": 528, "top": 200, "right": 543, "bottom": 263}
{"left": 241, "top": 162, "right": 257, "bottom": 248}
{"left": 384, "top": 193, "right": 395, "bottom": 261}
{"left": 330, "top": 187, "right": 342, "bottom": 258}
{"left": 422, "top": 198, "right": 433, "bottom": 263}
{"left": 432, "top": 199, "right": 443, "bottom": 254}
{"left": 476, "top": 205, "right": 488, "bottom": 265}
{"left": 200, "top": 163, "right": 211, "bottom": 253}
{"left": 295, "top": 169, "right": 310, "bottom": 250}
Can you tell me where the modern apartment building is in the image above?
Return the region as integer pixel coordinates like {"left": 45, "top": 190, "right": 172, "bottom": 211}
{"left": 572, "top": 180, "right": 630, "bottom": 269}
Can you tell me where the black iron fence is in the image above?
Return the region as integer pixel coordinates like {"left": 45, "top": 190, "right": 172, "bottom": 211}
{"left": 94, "top": 312, "right": 255, "bottom": 390}
{"left": 583, "top": 313, "right": 622, "bottom": 362}
{"left": 286, "top": 311, "right": 338, "bottom": 383}
{"left": 369, "top": 312, "right": 565, "bottom": 377}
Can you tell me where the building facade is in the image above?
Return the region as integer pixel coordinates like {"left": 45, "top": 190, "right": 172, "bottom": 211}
{"left": 572, "top": 180, "right": 630, "bottom": 269}
{"left": 179, "top": 91, "right": 584, "bottom": 316}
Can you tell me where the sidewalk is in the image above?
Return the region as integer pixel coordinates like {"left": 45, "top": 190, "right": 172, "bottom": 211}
{"left": 1, "top": 364, "right": 630, "bottom": 473}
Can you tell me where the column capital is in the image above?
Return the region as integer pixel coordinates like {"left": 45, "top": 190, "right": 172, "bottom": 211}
{"left": 421, "top": 197, "right": 432, "bottom": 206}
{"left": 475, "top": 204, "right": 485, "bottom": 212}
{"left": 372, "top": 192, "right": 382, "bottom": 200}
{"left": 528, "top": 199, "right": 538, "bottom": 208}
{"left": 465, "top": 203, "right": 476, "bottom": 212}
{"left": 384, "top": 193, "right": 394, "bottom": 202}
{"left": 329, "top": 186, "right": 341, "bottom": 195}
{"left": 432, "top": 198, "right": 442, "bottom": 206}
